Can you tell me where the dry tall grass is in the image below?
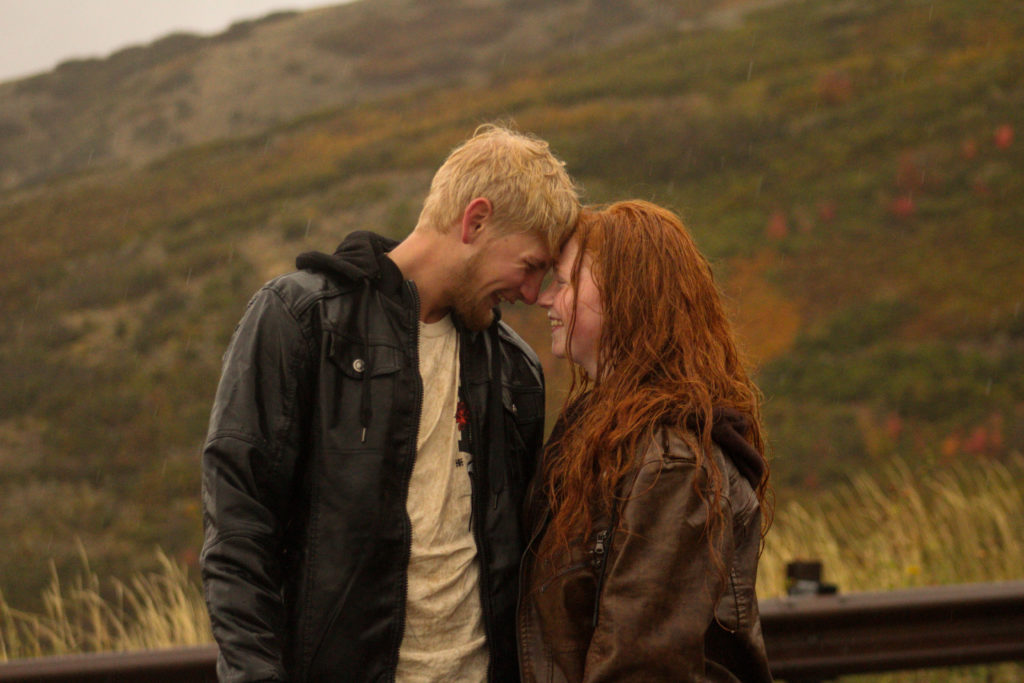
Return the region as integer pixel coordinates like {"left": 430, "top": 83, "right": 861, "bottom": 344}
{"left": 0, "top": 546, "right": 210, "bottom": 661}
{"left": 2, "top": 454, "right": 1021, "bottom": 682}
{"left": 760, "top": 454, "right": 1024, "bottom": 596}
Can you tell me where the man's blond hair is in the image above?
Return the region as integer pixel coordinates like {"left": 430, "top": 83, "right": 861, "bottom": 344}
{"left": 417, "top": 123, "right": 581, "bottom": 251}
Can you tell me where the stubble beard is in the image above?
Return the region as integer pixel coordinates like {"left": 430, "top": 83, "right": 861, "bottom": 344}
{"left": 450, "top": 251, "right": 496, "bottom": 332}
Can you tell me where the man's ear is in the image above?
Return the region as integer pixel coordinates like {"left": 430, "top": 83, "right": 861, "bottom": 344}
{"left": 460, "top": 197, "right": 493, "bottom": 245}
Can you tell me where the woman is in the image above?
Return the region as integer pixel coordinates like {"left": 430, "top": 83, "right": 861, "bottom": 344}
{"left": 518, "top": 200, "right": 774, "bottom": 682}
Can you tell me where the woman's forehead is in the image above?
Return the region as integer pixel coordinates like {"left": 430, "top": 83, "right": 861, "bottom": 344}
{"left": 555, "top": 237, "right": 580, "bottom": 269}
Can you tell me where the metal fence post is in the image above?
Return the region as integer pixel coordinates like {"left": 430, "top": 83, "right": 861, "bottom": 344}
{"left": 780, "top": 560, "right": 838, "bottom": 682}
{"left": 786, "top": 559, "right": 838, "bottom": 597}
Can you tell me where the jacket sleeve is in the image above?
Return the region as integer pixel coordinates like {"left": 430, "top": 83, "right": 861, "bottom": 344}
{"left": 583, "top": 444, "right": 734, "bottom": 682}
{"left": 200, "top": 285, "right": 314, "bottom": 683}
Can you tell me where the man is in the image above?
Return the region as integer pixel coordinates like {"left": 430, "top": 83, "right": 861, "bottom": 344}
{"left": 200, "top": 124, "right": 580, "bottom": 682}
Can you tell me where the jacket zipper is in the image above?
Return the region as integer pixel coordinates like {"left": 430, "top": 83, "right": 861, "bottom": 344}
{"left": 387, "top": 281, "right": 423, "bottom": 682}
{"left": 516, "top": 501, "right": 548, "bottom": 678}
{"left": 470, "top": 330, "right": 499, "bottom": 681}
{"left": 534, "top": 530, "right": 609, "bottom": 594}
{"left": 467, "top": 449, "right": 497, "bottom": 680}
{"left": 591, "top": 512, "right": 617, "bottom": 629}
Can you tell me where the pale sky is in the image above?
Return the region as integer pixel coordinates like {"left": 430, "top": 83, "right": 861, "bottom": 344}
{"left": 0, "top": 0, "right": 345, "bottom": 84}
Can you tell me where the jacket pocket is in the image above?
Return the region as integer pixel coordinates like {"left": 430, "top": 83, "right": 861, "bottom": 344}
{"left": 503, "top": 383, "right": 543, "bottom": 429}
{"left": 502, "top": 384, "right": 543, "bottom": 491}
{"left": 323, "top": 333, "right": 403, "bottom": 444}
{"left": 326, "top": 333, "right": 401, "bottom": 378}
{"left": 532, "top": 552, "right": 597, "bottom": 659}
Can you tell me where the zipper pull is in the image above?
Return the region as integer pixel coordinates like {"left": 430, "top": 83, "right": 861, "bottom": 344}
{"left": 592, "top": 529, "right": 608, "bottom": 568}
{"left": 591, "top": 528, "right": 611, "bottom": 627}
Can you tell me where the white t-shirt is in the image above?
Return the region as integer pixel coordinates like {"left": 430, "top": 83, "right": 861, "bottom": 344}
{"left": 395, "top": 315, "right": 488, "bottom": 682}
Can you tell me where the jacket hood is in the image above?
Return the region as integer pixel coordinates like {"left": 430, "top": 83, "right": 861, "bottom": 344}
{"left": 550, "top": 400, "right": 766, "bottom": 490}
{"left": 294, "top": 230, "right": 404, "bottom": 443}
{"left": 704, "top": 408, "right": 767, "bottom": 490}
{"left": 295, "top": 230, "right": 400, "bottom": 284}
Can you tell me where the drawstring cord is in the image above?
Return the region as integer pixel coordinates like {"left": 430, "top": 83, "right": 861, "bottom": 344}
{"left": 359, "top": 278, "right": 373, "bottom": 442}
{"left": 487, "top": 324, "right": 507, "bottom": 508}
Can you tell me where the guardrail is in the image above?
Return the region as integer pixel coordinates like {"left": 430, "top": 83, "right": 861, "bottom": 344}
{"left": 1, "top": 580, "right": 1023, "bottom": 681}
{"left": 0, "top": 645, "right": 217, "bottom": 682}
{"left": 761, "top": 579, "right": 1024, "bottom": 680}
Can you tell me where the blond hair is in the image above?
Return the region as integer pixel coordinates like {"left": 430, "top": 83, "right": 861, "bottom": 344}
{"left": 417, "top": 123, "right": 581, "bottom": 251}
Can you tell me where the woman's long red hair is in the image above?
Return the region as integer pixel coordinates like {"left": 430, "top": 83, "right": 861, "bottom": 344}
{"left": 543, "top": 200, "right": 771, "bottom": 560}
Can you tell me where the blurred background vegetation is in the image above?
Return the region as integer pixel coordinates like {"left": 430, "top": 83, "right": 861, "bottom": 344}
{"left": 0, "top": 0, "right": 1021, "bottom": 675}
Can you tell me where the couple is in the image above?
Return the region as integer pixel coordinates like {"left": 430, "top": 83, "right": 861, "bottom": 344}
{"left": 201, "top": 124, "right": 773, "bottom": 682}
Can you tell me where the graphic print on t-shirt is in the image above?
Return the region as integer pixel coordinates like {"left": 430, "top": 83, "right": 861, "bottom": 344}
{"left": 455, "top": 397, "right": 473, "bottom": 477}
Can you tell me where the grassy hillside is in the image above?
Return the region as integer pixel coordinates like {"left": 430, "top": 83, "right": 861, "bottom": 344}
{"left": 0, "top": 0, "right": 729, "bottom": 190}
{"left": 1, "top": 0, "right": 1022, "bottom": 607}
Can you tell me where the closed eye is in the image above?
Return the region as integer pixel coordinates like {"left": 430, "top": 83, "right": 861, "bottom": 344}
{"left": 525, "top": 260, "right": 547, "bottom": 273}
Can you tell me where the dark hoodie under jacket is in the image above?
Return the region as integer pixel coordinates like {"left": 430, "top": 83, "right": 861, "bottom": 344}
{"left": 201, "top": 230, "right": 545, "bottom": 682}
{"left": 518, "top": 410, "right": 773, "bottom": 682}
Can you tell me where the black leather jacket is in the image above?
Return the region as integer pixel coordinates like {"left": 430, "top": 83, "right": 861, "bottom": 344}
{"left": 201, "top": 231, "right": 544, "bottom": 682}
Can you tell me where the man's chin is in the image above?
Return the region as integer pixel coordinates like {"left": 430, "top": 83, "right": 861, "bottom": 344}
{"left": 464, "top": 309, "right": 495, "bottom": 331}
{"left": 461, "top": 305, "right": 496, "bottom": 332}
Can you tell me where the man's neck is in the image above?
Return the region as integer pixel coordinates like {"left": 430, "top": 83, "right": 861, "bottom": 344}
{"left": 388, "top": 229, "right": 457, "bottom": 324}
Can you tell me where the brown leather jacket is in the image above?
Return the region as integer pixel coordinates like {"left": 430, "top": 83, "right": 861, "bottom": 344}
{"left": 517, "top": 421, "right": 773, "bottom": 682}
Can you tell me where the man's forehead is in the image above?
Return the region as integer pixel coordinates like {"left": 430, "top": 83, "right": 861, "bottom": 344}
{"left": 507, "top": 230, "right": 549, "bottom": 258}
{"left": 530, "top": 240, "right": 553, "bottom": 269}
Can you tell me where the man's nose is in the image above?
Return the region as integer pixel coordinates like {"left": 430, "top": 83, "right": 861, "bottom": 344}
{"left": 520, "top": 272, "right": 544, "bottom": 305}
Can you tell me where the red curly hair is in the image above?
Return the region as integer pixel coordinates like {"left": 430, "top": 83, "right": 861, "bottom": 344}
{"left": 542, "top": 200, "right": 771, "bottom": 561}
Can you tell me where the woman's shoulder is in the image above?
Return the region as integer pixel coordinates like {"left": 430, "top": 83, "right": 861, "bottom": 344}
{"left": 636, "top": 425, "right": 735, "bottom": 471}
{"left": 630, "top": 426, "right": 756, "bottom": 506}
{"left": 638, "top": 426, "right": 698, "bottom": 466}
